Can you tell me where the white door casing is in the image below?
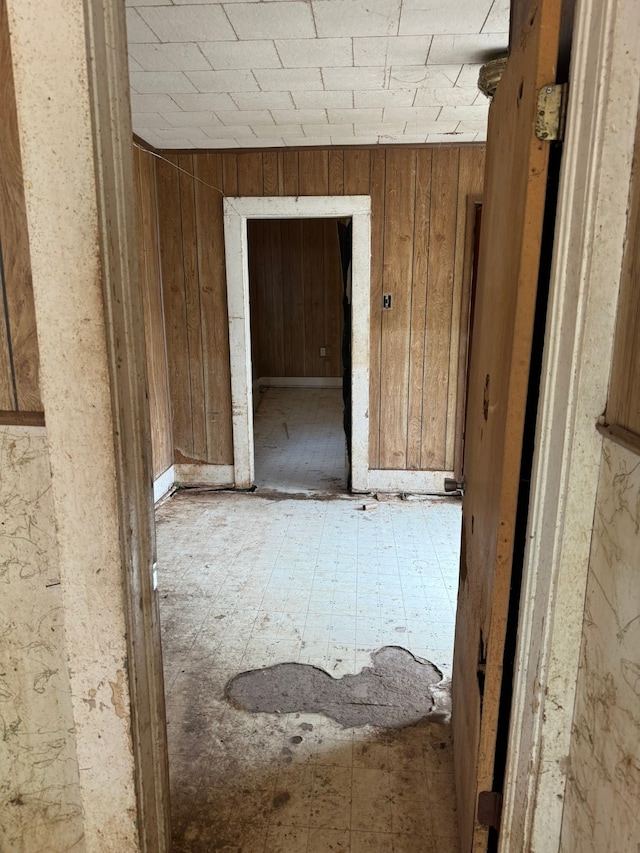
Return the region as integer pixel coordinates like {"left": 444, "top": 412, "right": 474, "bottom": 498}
{"left": 223, "top": 195, "right": 371, "bottom": 491}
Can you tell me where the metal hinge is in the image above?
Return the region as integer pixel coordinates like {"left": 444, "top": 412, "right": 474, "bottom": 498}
{"left": 535, "top": 83, "right": 568, "bottom": 142}
{"left": 477, "top": 791, "right": 503, "bottom": 830}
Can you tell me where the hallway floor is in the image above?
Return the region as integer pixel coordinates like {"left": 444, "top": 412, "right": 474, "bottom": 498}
{"left": 156, "top": 388, "right": 461, "bottom": 852}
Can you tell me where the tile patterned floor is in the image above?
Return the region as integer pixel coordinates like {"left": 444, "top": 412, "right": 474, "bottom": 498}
{"left": 156, "top": 388, "right": 462, "bottom": 852}
{"left": 253, "top": 387, "right": 346, "bottom": 492}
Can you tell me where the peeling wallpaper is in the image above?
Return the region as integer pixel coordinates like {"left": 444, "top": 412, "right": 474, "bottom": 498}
{"left": 560, "top": 437, "right": 640, "bottom": 852}
{"left": 0, "top": 426, "right": 84, "bottom": 851}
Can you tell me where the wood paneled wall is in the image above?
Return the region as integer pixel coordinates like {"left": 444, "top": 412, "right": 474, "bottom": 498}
{"left": 133, "top": 145, "right": 173, "bottom": 478}
{"left": 248, "top": 218, "right": 343, "bottom": 379}
{"left": 0, "top": 0, "right": 41, "bottom": 420}
{"left": 155, "top": 146, "right": 485, "bottom": 471}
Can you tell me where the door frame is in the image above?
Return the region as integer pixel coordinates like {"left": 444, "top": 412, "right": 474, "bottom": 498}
{"left": 223, "top": 195, "right": 371, "bottom": 491}
{"left": 499, "top": 0, "right": 640, "bottom": 849}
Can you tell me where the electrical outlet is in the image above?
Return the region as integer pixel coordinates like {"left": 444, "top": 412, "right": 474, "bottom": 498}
{"left": 320, "top": 347, "right": 326, "bottom": 356}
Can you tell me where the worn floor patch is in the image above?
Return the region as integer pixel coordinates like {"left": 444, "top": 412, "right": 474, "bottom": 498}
{"left": 225, "top": 646, "right": 450, "bottom": 728}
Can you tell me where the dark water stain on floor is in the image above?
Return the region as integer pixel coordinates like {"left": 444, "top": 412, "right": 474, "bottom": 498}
{"left": 225, "top": 646, "right": 450, "bottom": 728}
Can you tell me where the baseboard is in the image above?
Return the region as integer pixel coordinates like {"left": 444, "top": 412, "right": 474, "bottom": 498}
{"left": 153, "top": 465, "right": 175, "bottom": 503}
{"left": 173, "top": 463, "right": 235, "bottom": 488}
{"left": 258, "top": 377, "right": 342, "bottom": 388}
{"left": 366, "top": 469, "right": 454, "bottom": 495}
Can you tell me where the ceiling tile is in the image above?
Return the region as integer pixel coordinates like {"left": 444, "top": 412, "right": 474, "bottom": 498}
{"left": 129, "top": 43, "right": 211, "bottom": 72}
{"left": 275, "top": 38, "right": 353, "bottom": 69}
{"left": 172, "top": 92, "right": 238, "bottom": 110}
{"left": 162, "top": 111, "right": 222, "bottom": 127}
{"left": 132, "top": 93, "right": 183, "bottom": 112}
{"left": 230, "top": 91, "right": 294, "bottom": 110}
{"left": 455, "top": 63, "right": 484, "bottom": 87}
{"left": 428, "top": 33, "right": 508, "bottom": 64}
{"left": 303, "top": 123, "right": 353, "bottom": 137}
{"left": 138, "top": 5, "right": 237, "bottom": 43}
{"left": 224, "top": 2, "right": 316, "bottom": 39}
{"left": 187, "top": 70, "right": 259, "bottom": 92}
{"left": 353, "top": 35, "right": 431, "bottom": 67}
{"left": 126, "top": 8, "right": 159, "bottom": 43}
{"left": 202, "top": 125, "right": 257, "bottom": 138}
{"left": 215, "top": 109, "right": 274, "bottom": 125}
{"left": 383, "top": 106, "right": 440, "bottom": 123}
{"left": 131, "top": 112, "right": 173, "bottom": 129}
{"left": 153, "top": 126, "right": 211, "bottom": 140}
{"left": 271, "top": 109, "right": 328, "bottom": 125}
{"left": 130, "top": 71, "right": 199, "bottom": 94}
{"left": 389, "top": 65, "right": 460, "bottom": 88}
{"left": 413, "top": 86, "right": 480, "bottom": 106}
{"left": 313, "top": 0, "right": 401, "bottom": 38}
{"left": 327, "top": 108, "right": 383, "bottom": 124}
{"left": 399, "top": 0, "right": 493, "bottom": 35}
{"left": 322, "top": 67, "right": 386, "bottom": 90}
{"left": 354, "top": 121, "right": 406, "bottom": 135}
{"left": 353, "top": 89, "right": 415, "bottom": 107}
{"left": 200, "top": 40, "right": 281, "bottom": 70}
{"left": 291, "top": 90, "right": 353, "bottom": 109}
{"left": 254, "top": 124, "right": 304, "bottom": 137}
{"left": 483, "top": 0, "right": 510, "bottom": 33}
{"left": 438, "top": 104, "right": 489, "bottom": 122}
{"left": 428, "top": 131, "right": 479, "bottom": 142}
{"left": 126, "top": 0, "right": 172, "bottom": 6}
{"left": 255, "top": 68, "right": 324, "bottom": 92}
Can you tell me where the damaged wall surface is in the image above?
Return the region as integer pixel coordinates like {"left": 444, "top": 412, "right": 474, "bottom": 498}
{"left": 0, "top": 425, "right": 84, "bottom": 850}
{"left": 560, "top": 437, "right": 640, "bottom": 852}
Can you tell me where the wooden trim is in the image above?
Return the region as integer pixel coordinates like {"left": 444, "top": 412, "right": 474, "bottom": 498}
{"left": 0, "top": 409, "right": 44, "bottom": 426}
{"left": 596, "top": 421, "right": 640, "bottom": 456}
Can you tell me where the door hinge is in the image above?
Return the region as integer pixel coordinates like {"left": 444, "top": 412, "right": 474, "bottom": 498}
{"left": 535, "top": 83, "right": 568, "bottom": 142}
{"left": 477, "top": 790, "right": 503, "bottom": 830}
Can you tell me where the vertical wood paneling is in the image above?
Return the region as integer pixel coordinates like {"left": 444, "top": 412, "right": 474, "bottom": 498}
{"left": 247, "top": 219, "right": 342, "bottom": 378}
{"left": 237, "top": 152, "right": 264, "bottom": 196}
{"left": 328, "top": 150, "right": 345, "bottom": 195}
{"left": 154, "top": 145, "right": 485, "bottom": 475}
{"left": 368, "top": 149, "right": 387, "bottom": 468}
{"left": 194, "top": 154, "right": 233, "bottom": 464}
{"left": 379, "top": 149, "right": 417, "bottom": 469}
{"left": 406, "top": 149, "right": 432, "bottom": 468}
{"left": 421, "top": 147, "right": 460, "bottom": 469}
{"left": 299, "top": 150, "right": 329, "bottom": 195}
{"left": 262, "top": 152, "right": 279, "bottom": 196}
{"left": 283, "top": 151, "right": 299, "bottom": 195}
{"left": 0, "top": 0, "right": 41, "bottom": 413}
{"left": 133, "top": 146, "right": 173, "bottom": 478}
{"left": 156, "top": 154, "right": 193, "bottom": 460}
{"left": 288, "top": 220, "right": 306, "bottom": 374}
{"left": 179, "top": 154, "right": 207, "bottom": 461}
{"left": 344, "top": 149, "right": 371, "bottom": 195}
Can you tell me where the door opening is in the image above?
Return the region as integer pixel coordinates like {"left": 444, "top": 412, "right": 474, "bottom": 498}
{"left": 223, "top": 195, "right": 371, "bottom": 492}
{"left": 246, "top": 217, "right": 349, "bottom": 493}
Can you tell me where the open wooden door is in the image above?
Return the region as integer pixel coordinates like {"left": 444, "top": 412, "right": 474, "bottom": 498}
{"left": 451, "top": 1, "right": 562, "bottom": 850}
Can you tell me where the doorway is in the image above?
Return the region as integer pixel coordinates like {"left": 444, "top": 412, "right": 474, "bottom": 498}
{"left": 246, "top": 217, "right": 348, "bottom": 493}
{"left": 223, "top": 195, "right": 371, "bottom": 492}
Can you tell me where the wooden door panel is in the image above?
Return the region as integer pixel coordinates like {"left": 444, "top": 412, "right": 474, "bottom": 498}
{"left": 451, "top": 1, "right": 562, "bottom": 850}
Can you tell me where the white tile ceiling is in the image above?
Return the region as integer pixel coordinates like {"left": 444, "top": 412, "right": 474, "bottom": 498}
{"left": 127, "top": 0, "right": 509, "bottom": 149}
